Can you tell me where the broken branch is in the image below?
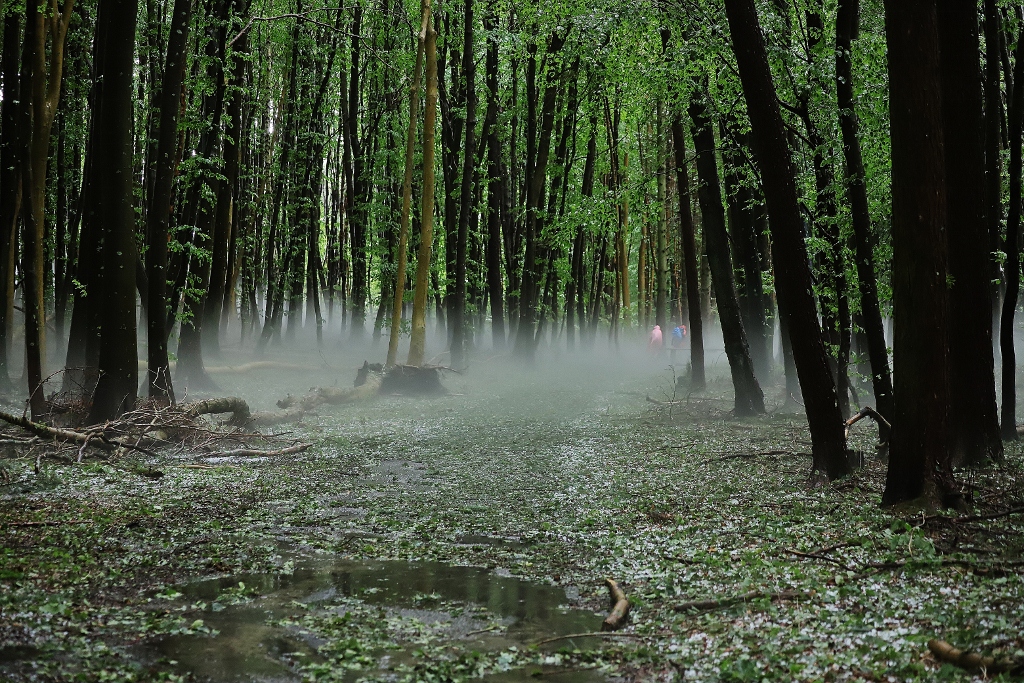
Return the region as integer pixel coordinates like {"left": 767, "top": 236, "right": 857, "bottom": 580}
{"left": 601, "top": 578, "right": 631, "bottom": 631}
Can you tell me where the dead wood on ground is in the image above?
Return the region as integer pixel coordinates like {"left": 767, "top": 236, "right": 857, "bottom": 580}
{"left": 601, "top": 578, "right": 631, "bottom": 631}
{"left": 927, "top": 639, "right": 1022, "bottom": 674}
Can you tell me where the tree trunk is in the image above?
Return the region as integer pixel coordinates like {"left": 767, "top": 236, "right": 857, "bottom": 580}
{"left": 1000, "top": 20, "right": 1024, "bottom": 440}
{"left": 835, "top": 0, "right": 893, "bottom": 438}
{"left": 0, "top": 9, "right": 22, "bottom": 392}
{"left": 87, "top": 0, "right": 138, "bottom": 422}
{"left": 723, "top": 0, "right": 850, "bottom": 480}
{"left": 145, "top": 0, "right": 191, "bottom": 401}
{"left": 882, "top": 0, "right": 957, "bottom": 505}
{"left": 407, "top": 4, "right": 437, "bottom": 367}
{"left": 450, "top": 0, "right": 476, "bottom": 369}
{"left": 483, "top": 1, "right": 505, "bottom": 350}
{"left": 387, "top": 0, "right": 428, "bottom": 366}
{"left": 938, "top": 0, "right": 1003, "bottom": 464}
{"left": 689, "top": 91, "right": 764, "bottom": 416}
{"left": 671, "top": 116, "right": 705, "bottom": 391}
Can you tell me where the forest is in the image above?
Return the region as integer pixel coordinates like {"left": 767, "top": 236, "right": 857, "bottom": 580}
{"left": 1, "top": 0, "right": 1023, "bottom": 680}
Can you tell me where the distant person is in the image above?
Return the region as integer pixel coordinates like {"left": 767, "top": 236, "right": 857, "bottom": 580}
{"left": 671, "top": 324, "right": 687, "bottom": 349}
{"left": 648, "top": 324, "right": 663, "bottom": 352}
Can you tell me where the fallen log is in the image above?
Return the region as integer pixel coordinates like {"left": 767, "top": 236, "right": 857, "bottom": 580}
{"left": 186, "top": 397, "right": 307, "bottom": 427}
{"left": 601, "top": 578, "right": 631, "bottom": 631}
{"left": 927, "top": 639, "right": 1022, "bottom": 675}
{"left": 278, "top": 366, "right": 385, "bottom": 409}
{"left": 186, "top": 397, "right": 252, "bottom": 426}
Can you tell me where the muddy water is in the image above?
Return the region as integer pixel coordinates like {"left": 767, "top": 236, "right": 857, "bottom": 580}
{"left": 141, "top": 551, "right": 607, "bottom": 682}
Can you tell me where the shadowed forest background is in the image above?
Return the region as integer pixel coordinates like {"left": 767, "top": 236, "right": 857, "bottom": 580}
{"left": 0, "top": 0, "right": 1023, "bottom": 681}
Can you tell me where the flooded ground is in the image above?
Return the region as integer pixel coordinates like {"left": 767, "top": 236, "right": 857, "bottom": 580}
{"left": 1, "top": 333, "right": 1023, "bottom": 682}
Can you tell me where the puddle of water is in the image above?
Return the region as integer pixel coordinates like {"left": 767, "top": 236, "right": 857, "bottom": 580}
{"left": 139, "top": 554, "right": 607, "bottom": 683}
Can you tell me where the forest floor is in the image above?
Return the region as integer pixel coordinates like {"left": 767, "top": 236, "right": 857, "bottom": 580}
{"left": 0, "top": 339, "right": 1022, "bottom": 682}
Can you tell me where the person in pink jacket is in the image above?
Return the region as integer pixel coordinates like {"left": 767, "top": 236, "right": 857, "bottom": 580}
{"left": 648, "top": 324, "right": 663, "bottom": 352}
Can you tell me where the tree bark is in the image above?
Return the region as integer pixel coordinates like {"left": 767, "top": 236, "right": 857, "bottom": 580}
{"left": 407, "top": 4, "right": 437, "bottom": 367}
{"left": 87, "top": 0, "right": 138, "bottom": 422}
{"left": 723, "top": 0, "right": 850, "bottom": 479}
{"left": 882, "top": 0, "right": 957, "bottom": 505}
{"left": 0, "top": 9, "right": 22, "bottom": 392}
{"left": 835, "top": 0, "right": 893, "bottom": 438}
{"left": 483, "top": 1, "right": 505, "bottom": 350}
{"left": 938, "top": 0, "right": 1004, "bottom": 464}
{"left": 1000, "top": 20, "right": 1024, "bottom": 440}
{"left": 689, "top": 91, "right": 764, "bottom": 416}
{"left": 450, "top": 0, "right": 476, "bottom": 369}
{"left": 388, "top": 0, "right": 428, "bottom": 367}
{"left": 670, "top": 115, "right": 705, "bottom": 390}
{"left": 145, "top": 0, "right": 191, "bottom": 401}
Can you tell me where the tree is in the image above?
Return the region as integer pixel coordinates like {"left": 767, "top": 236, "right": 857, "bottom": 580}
{"left": 937, "top": 0, "right": 1003, "bottom": 464}
{"left": 408, "top": 1, "right": 438, "bottom": 367}
{"left": 21, "top": 0, "right": 76, "bottom": 418}
{"left": 723, "top": 0, "right": 849, "bottom": 480}
{"left": 881, "top": 0, "right": 956, "bottom": 505}
{"left": 87, "top": 0, "right": 138, "bottom": 422}
{"left": 835, "top": 0, "right": 893, "bottom": 438}
{"left": 145, "top": 0, "right": 193, "bottom": 402}
{"left": 688, "top": 88, "right": 764, "bottom": 416}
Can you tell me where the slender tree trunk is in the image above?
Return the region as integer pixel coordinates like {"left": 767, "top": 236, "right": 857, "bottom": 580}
{"left": 145, "top": 0, "right": 191, "bottom": 401}
{"left": 407, "top": 6, "right": 437, "bottom": 367}
{"left": 670, "top": 116, "right": 705, "bottom": 390}
{"left": 835, "top": 0, "right": 893, "bottom": 438}
{"left": 882, "top": 0, "right": 957, "bottom": 505}
{"left": 938, "top": 0, "right": 1003, "bottom": 464}
{"left": 724, "top": 0, "right": 850, "bottom": 480}
{"left": 0, "top": 9, "right": 22, "bottom": 392}
{"left": 689, "top": 91, "right": 764, "bottom": 416}
{"left": 387, "top": 0, "right": 428, "bottom": 366}
{"left": 983, "top": 0, "right": 1003, "bottom": 349}
{"left": 1000, "top": 20, "right": 1024, "bottom": 440}
{"left": 450, "top": 0, "right": 476, "bottom": 369}
{"left": 483, "top": 1, "right": 505, "bottom": 350}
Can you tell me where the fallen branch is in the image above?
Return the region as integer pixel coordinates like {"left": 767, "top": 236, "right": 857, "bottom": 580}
{"left": 203, "top": 443, "right": 311, "bottom": 458}
{"left": 713, "top": 450, "right": 802, "bottom": 462}
{"left": 927, "top": 639, "right": 1022, "bottom": 675}
{"left": 646, "top": 395, "right": 684, "bottom": 406}
{"left": 533, "top": 632, "right": 656, "bottom": 646}
{"left": 601, "top": 578, "right": 631, "bottom": 631}
{"left": 673, "top": 588, "right": 805, "bottom": 613}
{"left": 785, "top": 547, "right": 856, "bottom": 572}
{"left": 844, "top": 406, "right": 890, "bottom": 440}
{"left": 278, "top": 371, "right": 383, "bottom": 410}
{"left": 0, "top": 409, "right": 106, "bottom": 448}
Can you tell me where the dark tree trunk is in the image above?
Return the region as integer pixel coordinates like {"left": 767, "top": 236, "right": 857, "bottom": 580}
{"left": 671, "top": 115, "right": 705, "bottom": 391}
{"left": 88, "top": 0, "right": 138, "bottom": 422}
{"left": 835, "top": 0, "right": 893, "bottom": 437}
{"left": 882, "top": 0, "right": 957, "bottom": 505}
{"left": 514, "top": 31, "right": 565, "bottom": 358}
{"left": 938, "top": 0, "right": 1003, "bottom": 464}
{"left": 983, "top": 0, "right": 1003, "bottom": 349}
{"left": 720, "top": 122, "right": 768, "bottom": 380}
{"left": 0, "top": 10, "right": 22, "bottom": 392}
{"left": 483, "top": 2, "right": 505, "bottom": 350}
{"left": 145, "top": 0, "right": 191, "bottom": 401}
{"left": 689, "top": 92, "right": 764, "bottom": 416}
{"left": 450, "top": 0, "right": 476, "bottom": 368}
{"left": 1000, "top": 20, "right": 1024, "bottom": 440}
{"left": 723, "top": 0, "right": 850, "bottom": 480}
